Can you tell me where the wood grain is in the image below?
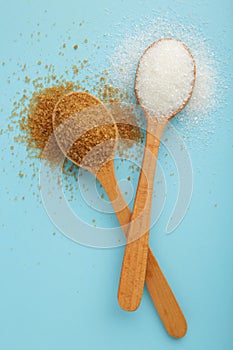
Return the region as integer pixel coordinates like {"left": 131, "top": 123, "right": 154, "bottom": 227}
{"left": 52, "top": 90, "right": 188, "bottom": 337}
{"left": 97, "top": 152, "right": 187, "bottom": 338}
{"left": 117, "top": 117, "right": 167, "bottom": 312}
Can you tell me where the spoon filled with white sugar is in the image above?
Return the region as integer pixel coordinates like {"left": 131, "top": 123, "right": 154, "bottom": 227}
{"left": 118, "top": 38, "right": 196, "bottom": 320}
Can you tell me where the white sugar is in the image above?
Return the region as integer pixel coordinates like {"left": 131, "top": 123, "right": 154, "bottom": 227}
{"left": 135, "top": 39, "right": 195, "bottom": 117}
{"left": 109, "top": 17, "right": 219, "bottom": 136}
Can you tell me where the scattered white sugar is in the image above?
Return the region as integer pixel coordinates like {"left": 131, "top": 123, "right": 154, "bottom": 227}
{"left": 109, "top": 17, "right": 220, "bottom": 136}
{"left": 135, "top": 39, "right": 195, "bottom": 117}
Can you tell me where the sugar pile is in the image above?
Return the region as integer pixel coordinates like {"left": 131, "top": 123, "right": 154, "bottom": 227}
{"left": 109, "top": 17, "right": 219, "bottom": 134}
{"left": 135, "top": 39, "right": 195, "bottom": 117}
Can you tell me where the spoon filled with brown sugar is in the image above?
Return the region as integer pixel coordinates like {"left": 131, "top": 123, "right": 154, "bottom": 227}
{"left": 118, "top": 38, "right": 196, "bottom": 326}
{"left": 52, "top": 91, "right": 187, "bottom": 338}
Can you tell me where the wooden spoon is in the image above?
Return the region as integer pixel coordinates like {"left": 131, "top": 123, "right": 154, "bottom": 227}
{"left": 53, "top": 91, "right": 187, "bottom": 338}
{"left": 118, "top": 39, "right": 196, "bottom": 316}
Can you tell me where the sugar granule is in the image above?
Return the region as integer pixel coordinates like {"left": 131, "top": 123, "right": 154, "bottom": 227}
{"left": 53, "top": 92, "right": 117, "bottom": 169}
{"left": 110, "top": 17, "right": 219, "bottom": 133}
{"left": 135, "top": 39, "right": 195, "bottom": 117}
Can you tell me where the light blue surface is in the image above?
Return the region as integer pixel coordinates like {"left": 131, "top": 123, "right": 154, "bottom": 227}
{"left": 0, "top": 1, "right": 233, "bottom": 349}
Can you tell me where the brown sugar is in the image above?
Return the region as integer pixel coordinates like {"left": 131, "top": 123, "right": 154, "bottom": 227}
{"left": 14, "top": 69, "right": 143, "bottom": 172}
{"left": 20, "top": 83, "right": 75, "bottom": 159}
{"left": 53, "top": 92, "right": 117, "bottom": 170}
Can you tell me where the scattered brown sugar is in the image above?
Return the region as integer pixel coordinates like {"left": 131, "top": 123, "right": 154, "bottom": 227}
{"left": 72, "top": 65, "right": 79, "bottom": 75}
{"left": 16, "top": 74, "right": 142, "bottom": 169}
{"left": 92, "top": 81, "right": 143, "bottom": 145}
{"left": 53, "top": 92, "right": 117, "bottom": 169}
{"left": 0, "top": 27, "right": 141, "bottom": 205}
{"left": 21, "top": 82, "right": 76, "bottom": 160}
{"left": 5, "top": 36, "right": 143, "bottom": 198}
{"left": 109, "top": 103, "right": 143, "bottom": 148}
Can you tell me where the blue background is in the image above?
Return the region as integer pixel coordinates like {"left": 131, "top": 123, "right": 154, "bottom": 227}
{"left": 0, "top": 0, "right": 233, "bottom": 349}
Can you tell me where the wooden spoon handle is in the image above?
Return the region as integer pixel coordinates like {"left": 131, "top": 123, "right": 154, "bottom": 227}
{"left": 118, "top": 119, "right": 167, "bottom": 311}
{"left": 97, "top": 158, "right": 187, "bottom": 338}
{"left": 146, "top": 250, "right": 187, "bottom": 338}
